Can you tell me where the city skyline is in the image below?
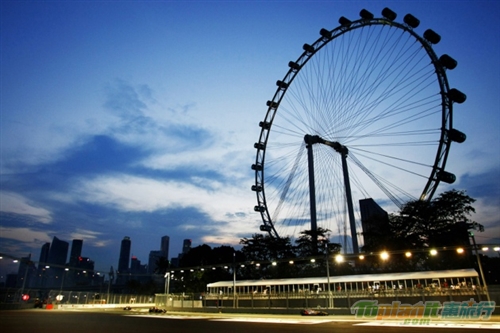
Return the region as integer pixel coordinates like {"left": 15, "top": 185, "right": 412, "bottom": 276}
{"left": 1, "top": 1, "right": 499, "bottom": 277}
{"left": 2, "top": 233, "right": 178, "bottom": 285}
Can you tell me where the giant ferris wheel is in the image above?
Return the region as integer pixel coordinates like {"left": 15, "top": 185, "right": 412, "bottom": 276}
{"left": 251, "top": 8, "right": 466, "bottom": 253}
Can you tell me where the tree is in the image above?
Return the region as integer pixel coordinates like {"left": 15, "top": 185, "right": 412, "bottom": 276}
{"left": 397, "top": 189, "right": 480, "bottom": 251}
{"left": 362, "top": 189, "right": 481, "bottom": 271}
{"left": 295, "top": 227, "right": 339, "bottom": 257}
{"left": 294, "top": 228, "right": 342, "bottom": 277}
{"left": 176, "top": 245, "right": 243, "bottom": 292}
{"left": 240, "top": 233, "right": 295, "bottom": 261}
{"left": 240, "top": 233, "right": 296, "bottom": 279}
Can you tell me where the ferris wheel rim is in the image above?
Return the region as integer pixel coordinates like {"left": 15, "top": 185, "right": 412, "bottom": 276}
{"left": 252, "top": 10, "right": 463, "bottom": 240}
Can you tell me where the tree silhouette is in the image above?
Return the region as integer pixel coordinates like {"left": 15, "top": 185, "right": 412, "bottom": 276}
{"left": 362, "top": 189, "right": 480, "bottom": 271}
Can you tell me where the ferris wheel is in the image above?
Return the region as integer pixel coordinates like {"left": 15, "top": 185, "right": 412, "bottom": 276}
{"left": 251, "top": 8, "right": 466, "bottom": 253}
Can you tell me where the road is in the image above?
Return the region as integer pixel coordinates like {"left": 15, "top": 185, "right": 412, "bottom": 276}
{"left": 1, "top": 309, "right": 499, "bottom": 333}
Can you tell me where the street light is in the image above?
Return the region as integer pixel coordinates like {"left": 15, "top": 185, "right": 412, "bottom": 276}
{"left": 325, "top": 243, "right": 332, "bottom": 309}
{"left": 59, "top": 268, "right": 69, "bottom": 298}
{"left": 469, "top": 231, "right": 490, "bottom": 301}
{"left": 164, "top": 272, "right": 170, "bottom": 307}
{"left": 164, "top": 272, "right": 170, "bottom": 294}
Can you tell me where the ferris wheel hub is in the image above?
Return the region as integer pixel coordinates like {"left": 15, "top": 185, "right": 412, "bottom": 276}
{"left": 304, "top": 134, "right": 348, "bottom": 155}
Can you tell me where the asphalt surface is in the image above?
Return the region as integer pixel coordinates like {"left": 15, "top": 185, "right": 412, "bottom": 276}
{"left": 1, "top": 308, "right": 499, "bottom": 333}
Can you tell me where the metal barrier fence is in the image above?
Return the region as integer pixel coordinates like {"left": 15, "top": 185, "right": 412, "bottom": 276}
{"left": 0, "top": 288, "right": 153, "bottom": 307}
{"left": 155, "top": 286, "right": 491, "bottom": 311}
{"left": 155, "top": 293, "right": 203, "bottom": 309}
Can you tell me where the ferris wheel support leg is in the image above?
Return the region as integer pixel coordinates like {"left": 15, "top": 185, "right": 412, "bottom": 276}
{"left": 305, "top": 135, "right": 319, "bottom": 252}
{"left": 340, "top": 151, "right": 359, "bottom": 254}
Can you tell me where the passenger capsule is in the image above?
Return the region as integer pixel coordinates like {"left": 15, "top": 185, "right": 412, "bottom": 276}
{"left": 359, "top": 9, "right": 374, "bottom": 20}
{"left": 276, "top": 80, "right": 289, "bottom": 89}
{"left": 424, "top": 29, "right": 441, "bottom": 44}
{"left": 403, "top": 13, "right": 420, "bottom": 28}
{"left": 338, "top": 16, "right": 352, "bottom": 26}
{"left": 259, "top": 121, "right": 271, "bottom": 129}
{"left": 303, "top": 43, "right": 315, "bottom": 53}
{"left": 254, "top": 205, "right": 265, "bottom": 212}
{"left": 448, "top": 88, "right": 467, "bottom": 104}
{"left": 260, "top": 225, "right": 272, "bottom": 232}
{"left": 266, "top": 100, "right": 278, "bottom": 108}
{"left": 437, "top": 171, "right": 456, "bottom": 184}
{"left": 288, "top": 61, "right": 301, "bottom": 70}
{"left": 382, "top": 7, "right": 397, "bottom": 21}
{"left": 254, "top": 142, "right": 265, "bottom": 150}
{"left": 251, "top": 163, "right": 263, "bottom": 171}
{"left": 320, "top": 28, "right": 332, "bottom": 39}
{"left": 439, "top": 54, "right": 457, "bottom": 70}
{"left": 448, "top": 129, "right": 466, "bottom": 143}
{"left": 251, "top": 184, "right": 262, "bottom": 192}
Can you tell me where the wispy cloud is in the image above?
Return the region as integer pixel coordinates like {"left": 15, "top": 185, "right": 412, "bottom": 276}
{"left": 0, "top": 226, "right": 52, "bottom": 244}
{"left": 0, "top": 192, "right": 52, "bottom": 224}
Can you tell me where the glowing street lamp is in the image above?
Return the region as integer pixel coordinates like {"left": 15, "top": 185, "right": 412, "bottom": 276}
{"left": 430, "top": 249, "right": 438, "bottom": 256}
{"left": 456, "top": 247, "right": 464, "bottom": 254}
{"left": 335, "top": 254, "right": 344, "bottom": 263}
{"left": 380, "top": 251, "right": 389, "bottom": 260}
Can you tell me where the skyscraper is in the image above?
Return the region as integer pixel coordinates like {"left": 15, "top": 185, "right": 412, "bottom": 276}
{"left": 17, "top": 254, "right": 35, "bottom": 289}
{"left": 38, "top": 242, "right": 50, "bottom": 267}
{"left": 118, "top": 236, "right": 131, "bottom": 273}
{"left": 69, "top": 239, "right": 83, "bottom": 266}
{"left": 36, "top": 242, "right": 50, "bottom": 287}
{"left": 48, "top": 236, "right": 69, "bottom": 265}
{"left": 359, "top": 198, "right": 389, "bottom": 251}
{"left": 46, "top": 236, "right": 69, "bottom": 288}
{"left": 148, "top": 250, "right": 162, "bottom": 274}
{"left": 161, "top": 235, "right": 170, "bottom": 259}
{"left": 182, "top": 239, "right": 191, "bottom": 255}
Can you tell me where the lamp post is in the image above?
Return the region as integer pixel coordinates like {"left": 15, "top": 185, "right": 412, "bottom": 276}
{"left": 232, "top": 250, "right": 238, "bottom": 308}
{"left": 164, "top": 272, "right": 170, "bottom": 307}
{"left": 59, "top": 268, "right": 69, "bottom": 295}
{"left": 107, "top": 266, "right": 114, "bottom": 305}
{"left": 469, "top": 231, "right": 490, "bottom": 302}
{"left": 325, "top": 243, "right": 332, "bottom": 309}
{"left": 19, "top": 258, "right": 30, "bottom": 302}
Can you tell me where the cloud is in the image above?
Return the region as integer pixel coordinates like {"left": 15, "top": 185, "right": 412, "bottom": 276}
{"left": 0, "top": 192, "right": 52, "bottom": 224}
{"left": 72, "top": 174, "right": 252, "bottom": 218}
{"left": 69, "top": 229, "right": 101, "bottom": 240}
{"left": 0, "top": 226, "right": 52, "bottom": 244}
{"left": 103, "top": 79, "right": 149, "bottom": 120}
{"left": 66, "top": 173, "right": 259, "bottom": 244}
{"left": 68, "top": 229, "right": 114, "bottom": 248}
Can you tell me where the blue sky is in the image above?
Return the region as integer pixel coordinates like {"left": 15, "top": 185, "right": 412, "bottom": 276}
{"left": 1, "top": 0, "right": 499, "bottom": 278}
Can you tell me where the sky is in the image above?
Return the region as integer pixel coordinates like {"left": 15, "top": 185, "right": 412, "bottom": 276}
{"left": 1, "top": 0, "right": 499, "bottom": 279}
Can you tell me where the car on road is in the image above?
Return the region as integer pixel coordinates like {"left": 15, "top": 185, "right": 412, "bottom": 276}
{"left": 300, "top": 308, "right": 329, "bottom": 316}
